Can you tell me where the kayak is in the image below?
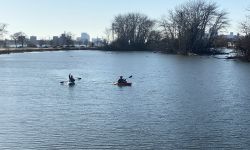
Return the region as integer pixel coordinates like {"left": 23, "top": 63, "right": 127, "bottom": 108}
{"left": 114, "top": 82, "right": 132, "bottom": 86}
{"left": 60, "top": 79, "right": 77, "bottom": 86}
{"left": 68, "top": 82, "right": 75, "bottom": 86}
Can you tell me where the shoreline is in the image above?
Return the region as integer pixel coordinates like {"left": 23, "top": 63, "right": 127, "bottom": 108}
{"left": 1, "top": 47, "right": 247, "bottom": 61}
{"left": 0, "top": 47, "right": 160, "bottom": 55}
{"left": 0, "top": 47, "right": 105, "bottom": 55}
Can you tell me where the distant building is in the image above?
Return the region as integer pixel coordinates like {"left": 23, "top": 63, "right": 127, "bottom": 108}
{"left": 30, "top": 36, "right": 37, "bottom": 46}
{"left": 221, "top": 32, "right": 240, "bottom": 48}
{"left": 227, "top": 32, "right": 235, "bottom": 39}
{"left": 0, "top": 40, "right": 5, "bottom": 48}
{"left": 92, "top": 37, "right": 104, "bottom": 47}
{"left": 59, "top": 34, "right": 66, "bottom": 46}
{"left": 52, "top": 36, "right": 59, "bottom": 46}
{"left": 76, "top": 37, "right": 83, "bottom": 46}
{"left": 81, "top": 33, "right": 90, "bottom": 43}
{"left": 76, "top": 37, "right": 81, "bottom": 41}
{"left": 58, "top": 33, "right": 73, "bottom": 46}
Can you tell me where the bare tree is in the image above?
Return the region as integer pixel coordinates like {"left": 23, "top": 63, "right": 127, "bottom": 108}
{"left": 39, "top": 39, "right": 46, "bottom": 47}
{"left": 11, "top": 33, "right": 18, "bottom": 48}
{"left": 147, "top": 30, "right": 162, "bottom": 50}
{"left": 236, "top": 5, "right": 250, "bottom": 60}
{"left": 18, "top": 35, "right": 26, "bottom": 48}
{"left": 110, "top": 13, "right": 155, "bottom": 50}
{"left": 76, "top": 38, "right": 83, "bottom": 47}
{"left": 11, "top": 32, "right": 26, "bottom": 48}
{"left": 60, "top": 32, "right": 74, "bottom": 47}
{"left": 104, "top": 28, "right": 111, "bottom": 44}
{"left": 240, "top": 7, "right": 250, "bottom": 35}
{"left": 66, "top": 32, "right": 75, "bottom": 46}
{"left": 160, "top": 0, "right": 229, "bottom": 54}
{"left": 0, "top": 23, "right": 7, "bottom": 39}
{"left": 240, "top": 21, "right": 250, "bottom": 35}
{"left": 0, "top": 23, "right": 8, "bottom": 47}
{"left": 11, "top": 32, "right": 27, "bottom": 48}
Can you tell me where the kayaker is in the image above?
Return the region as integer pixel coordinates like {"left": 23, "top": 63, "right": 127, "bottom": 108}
{"left": 69, "top": 73, "right": 75, "bottom": 83}
{"left": 118, "top": 76, "right": 127, "bottom": 84}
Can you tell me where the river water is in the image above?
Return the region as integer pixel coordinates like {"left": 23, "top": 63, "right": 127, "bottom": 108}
{"left": 0, "top": 50, "right": 250, "bottom": 149}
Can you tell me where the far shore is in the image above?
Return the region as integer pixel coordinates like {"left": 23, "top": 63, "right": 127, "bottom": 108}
{"left": 0, "top": 47, "right": 163, "bottom": 55}
{"left": 0, "top": 47, "right": 105, "bottom": 55}
{"left": 1, "top": 47, "right": 245, "bottom": 61}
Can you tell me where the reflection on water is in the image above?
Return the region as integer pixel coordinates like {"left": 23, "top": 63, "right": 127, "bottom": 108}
{"left": 0, "top": 50, "right": 250, "bottom": 149}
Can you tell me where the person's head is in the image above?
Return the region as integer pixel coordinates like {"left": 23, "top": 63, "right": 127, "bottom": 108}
{"left": 120, "top": 76, "right": 123, "bottom": 79}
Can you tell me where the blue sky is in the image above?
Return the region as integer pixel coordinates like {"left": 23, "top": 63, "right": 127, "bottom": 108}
{"left": 0, "top": 0, "right": 249, "bottom": 39}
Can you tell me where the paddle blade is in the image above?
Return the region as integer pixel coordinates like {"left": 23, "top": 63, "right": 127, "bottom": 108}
{"left": 129, "top": 75, "right": 133, "bottom": 78}
{"left": 77, "top": 77, "right": 82, "bottom": 80}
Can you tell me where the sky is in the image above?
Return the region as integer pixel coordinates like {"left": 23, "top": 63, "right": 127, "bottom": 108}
{"left": 0, "top": 0, "right": 249, "bottom": 39}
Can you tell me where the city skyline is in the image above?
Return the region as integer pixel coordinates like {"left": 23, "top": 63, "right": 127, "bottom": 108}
{"left": 0, "top": 0, "right": 249, "bottom": 39}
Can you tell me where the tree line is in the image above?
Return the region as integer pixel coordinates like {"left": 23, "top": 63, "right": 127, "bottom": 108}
{"left": 0, "top": 30, "right": 77, "bottom": 48}
{"left": 105, "top": 0, "right": 230, "bottom": 55}
{"left": 236, "top": 7, "right": 250, "bottom": 61}
{"left": 0, "top": 28, "right": 100, "bottom": 48}
{"left": 1, "top": 0, "right": 250, "bottom": 60}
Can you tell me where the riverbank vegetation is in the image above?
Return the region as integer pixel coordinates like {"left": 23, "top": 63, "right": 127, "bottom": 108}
{"left": 235, "top": 8, "right": 250, "bottom": 61}
{"left": 1, "top": 0, "right": 250, "bottom": 62}
{"left": 106, "top": 0, "right": 229, "bottom": 55}
{"left": 0, "top": 23, "right": 7, "bottom": 37}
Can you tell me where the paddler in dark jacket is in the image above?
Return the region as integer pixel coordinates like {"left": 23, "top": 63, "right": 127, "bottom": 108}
{"left": 69, "top": 73, "right": 75, "bottom": 83}
{"left": 118, "top": 76, "right": 127, "bottom": 84}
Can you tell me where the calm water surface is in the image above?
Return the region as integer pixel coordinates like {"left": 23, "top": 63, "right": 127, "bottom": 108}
{"left": 0, "top": 50, "right": 250, "bottom": 149}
